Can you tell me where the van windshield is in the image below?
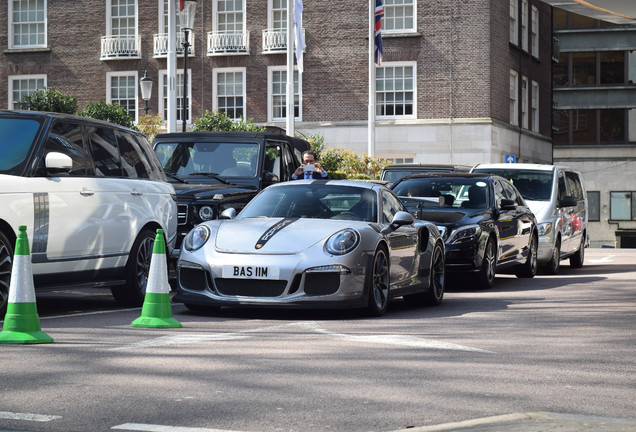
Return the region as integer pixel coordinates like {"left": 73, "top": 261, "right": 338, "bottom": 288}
{"left": 0, "top": 118, "right": 43, "bottom": 175}
{"left": 473, "top": 168, "right": 553, "bottom": 201}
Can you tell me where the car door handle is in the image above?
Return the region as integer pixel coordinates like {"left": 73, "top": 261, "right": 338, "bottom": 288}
{"left": 80, "top": 188, "right": 94, "bottom": 197}
{"left": 130, "top": 189, "right": 143, "bottom": 196}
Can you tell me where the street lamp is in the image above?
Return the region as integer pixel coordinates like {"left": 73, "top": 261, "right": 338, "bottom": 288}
{"left": 179, "top": 0, "right": 197, "bottom": 132}
{"left": 139, "top": 70, "right": 153, "bottom": 115}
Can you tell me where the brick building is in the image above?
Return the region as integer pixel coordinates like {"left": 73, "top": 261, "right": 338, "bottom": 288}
{"left": 0, "top": 0, "right": 553, "bottom": 165}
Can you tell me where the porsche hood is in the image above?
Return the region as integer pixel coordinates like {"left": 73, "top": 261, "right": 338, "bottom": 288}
{"left": 213, "top": 218, "right": 361, "bottom": 254}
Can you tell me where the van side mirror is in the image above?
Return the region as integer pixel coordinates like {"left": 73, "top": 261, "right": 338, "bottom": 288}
{"left": 45, "top": 152, "right": 73, "bottom": 174}
{"left": 559, "top": 195, "right": 577, "bottom": 208}
{"left": 500, "top": 198, "right": 517, "bottom": 210}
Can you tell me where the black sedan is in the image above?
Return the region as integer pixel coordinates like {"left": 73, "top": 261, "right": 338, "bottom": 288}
{"left": 391, "top": 173, "right": 538, "bottom": 289}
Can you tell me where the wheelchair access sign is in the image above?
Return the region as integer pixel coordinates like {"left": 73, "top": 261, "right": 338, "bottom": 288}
{"left": 505, "top": 154, "right": 516, "bottom": 163}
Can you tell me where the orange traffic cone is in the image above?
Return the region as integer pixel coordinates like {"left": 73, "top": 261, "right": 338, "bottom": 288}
{"left": 0, "top": 225, "right": 53, "bottom": 344}
{"left": 131, "top": 229, "right": 182, "bottom": 328}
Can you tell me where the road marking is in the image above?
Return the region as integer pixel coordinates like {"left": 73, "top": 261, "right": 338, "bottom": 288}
{"left": 39, "top": 307, "right": 142, "bottom": 320}
{"left": 110, "top": 333, "right": 249, "bottom": 350}
{"left": 0, "top": 411, "right": 61, "bottom": 422}
{"left": 112, "top": 424, "right": 246, "bottom": 432}
{"left": 588, "top": 255, "right": 615, "bottom": 264}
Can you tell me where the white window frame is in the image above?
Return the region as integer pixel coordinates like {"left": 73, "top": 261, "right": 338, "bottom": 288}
{"left": 8, "top": 74, "right": 47, "bottom": 109}
{"left": 213, "top": 0, "right": 246, "bottom": 33}
{"left": 510, "top": 70, "right": 519, "bottom": 126}
{"left": 106, "top": 71, "right": 139, "bottom": 122}
{"left": 106, "top": 0, "right": 138, "bottom": 37}
{"left": 521, "top": 75, "right": 529, "bottom": 129}
{"left": 382, "top": 0, "right": 416, "bottom": 34}
{"left": 521, "top": 0, "right": 528, "bottom": 52}
{"left": 213, "top": 67, "right": 247, "bottom": 120}
{"left": 159, "top": 0, "right": 183, "bottom": 34}
{"left": 268, "top": 0, "right": 287, "bottom": 31}
{"left": 531, "top": 80, "right": 539, "bottom": 132}
{"left": 509, "top": 0, "right": 518, "bottom": 45}
{"left": 8, "top": 0, "right": 48, "bottom": 49}
{"left": 268, "top": 66, "right": 302, "bottom": 122}
{"left": 159, "top": 69, "right": 192, "bottom": 125}
{"left": 531, "top": 5, "right": 539, "bottom": 58}
{"left": 376, "top": 61, "right": 417, "bottom": 120}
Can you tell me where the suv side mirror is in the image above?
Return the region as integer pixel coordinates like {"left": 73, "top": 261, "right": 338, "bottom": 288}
{"left": 559, "top": 195, "right": 577, "bottom": 208}
{"left": 219, "top": 208, "right": 237, "bottom": 220}
{"left": 45, "top": 152, "right": 73, "bottom": 174}
{"left": 263, "top": 171, "right": 279, "bottom": 186}
{"left": 500, "top": 198, "right": 517, "bottom": 210}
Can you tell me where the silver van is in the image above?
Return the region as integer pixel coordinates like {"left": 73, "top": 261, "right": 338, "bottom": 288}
{"left": 471, "top": 164, "right": 587, "bottom": 274}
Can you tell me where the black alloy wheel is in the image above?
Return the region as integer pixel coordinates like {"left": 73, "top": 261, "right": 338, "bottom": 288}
{"left": 367, "top": 248, "right": 390, "bottom": 316}
{"left": 111, "top": 229, "right": 155, "bottom": 306}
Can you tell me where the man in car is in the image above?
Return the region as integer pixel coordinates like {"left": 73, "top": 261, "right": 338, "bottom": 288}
{"left": 291, "top": 151, "right": 329, "bottom": 180}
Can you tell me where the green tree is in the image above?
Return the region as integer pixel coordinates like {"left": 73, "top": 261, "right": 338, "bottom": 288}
{"left": 305, "top": 133, "right": 326, "bottom": 159}
{"left": 192, "top": 110, "right": 264, "bottom": 132}
{"left": 79, "top": 100, "right": 134, "bottom": 128}
{"left": 18, "top": 88, "right": 78, "bottom": 114}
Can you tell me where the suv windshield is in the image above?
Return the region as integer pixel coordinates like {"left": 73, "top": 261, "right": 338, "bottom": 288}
{"left": 0, "top": 118, "right": 43, "bottom": 174}
{"left": 473, "top": 169, "right": 553, "bottom": 201}
{"left": 393, "top": 177, "right": 490, "bottom": 210}
{"left": 154, "top": 141, "right": 260, "bottom": 179}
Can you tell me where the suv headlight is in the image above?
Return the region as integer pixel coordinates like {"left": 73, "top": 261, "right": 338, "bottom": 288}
{"left": 325, "top": 229, "right": 360, "bottom": 255}
{"left": 198, "top": 205, "right": 216, "bottom": 221}
{"left": 538, "top": 222, "right": 552, "bottom": 236}
{"left": 446, "top": 224, "right": 481, "bottom": 244}
{"left": 184, "top": 225, "right": 211, "bottom": 251}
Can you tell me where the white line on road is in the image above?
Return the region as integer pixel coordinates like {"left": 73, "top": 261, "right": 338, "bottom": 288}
{"left": 109, "top": 333, "right": 249, "bottom": 350}
{"left": 588, "top": 255, "right": 615, "bottom": 264}
{"left": 0, "top": 411, "right": 61, "bottom": 422}
{"left": 112, "top": 423, "right": 247, "bottom": 432}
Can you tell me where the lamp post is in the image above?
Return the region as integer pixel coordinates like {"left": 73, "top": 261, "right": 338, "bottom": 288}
{"left": 179, "top": 0, "right": 197, "bottom": 132}
{"left": 139, "top": 70, "right": 153, "bottom": 115}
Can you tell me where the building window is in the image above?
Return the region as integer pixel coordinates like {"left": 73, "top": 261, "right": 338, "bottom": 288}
{"left": 268, "top": 67, "right": 301, "bottom": 122}
{"left": 383, "top": 0, "right": 415, "bottom": 33}
{"left": 159, "top": 70, "right": 191, "bottom": 124}
{"left": 215, "top": 0, "right": 245, "bottom": 33}
{"left": 587, "top": 191, "right": 600, "bottom": 222}
{"left": 109, "top": 0, "right": 136, "bottom": 38}
{"left": 9, "top": 75, "right": 46, "bottom": 109}
{"left": 107, "top": 72, "right": 137, "bottom": 121}
{"left": 572, "top": 109, "right": 596, "bottom": 143}
{"left": 600, "top": 51, "right": 625, "bottom": 84}
{"left": 600, "top": 109, "right": 625, "bottom": 142}
{"left": 376, "top": 63, "right": 416, "bottom": 118}
{"left": 610, "top": 192, "right": 636, "bottom": 221}
{"left": 509, "top": 70, "right": 518, "bottom": 126}
{"left": 160, "top": 0, "right": 183, "bottom": 34}
{"left": 521, "top": 0, "right": 528, "bottom": 51}
{"left": 572, "top": 52, "right": 596, "bottom": 85}
{"left": 213, "top": 68, "right": 246, "bottom": 120}
{"left": 509, "top": 0, "right": 518, "bottom": 45}
{"left": 531, "top": 81, "right": 539, "bottom": 132}
{"left": 269, "top": 0, "right": 286, "bottom": 31}
{"left": 554, "top": 52, "right": 569, "bottom": 86}
{"left": 9, "top": 0, "right": 47, "bottom": 49}
{"left": 531, "top": 5, "right": 539, "bottom": 57}
{"left": 521, "top": 76, "right": 528, "bottom": 129}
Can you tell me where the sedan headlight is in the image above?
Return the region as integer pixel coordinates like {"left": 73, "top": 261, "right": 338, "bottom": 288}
{"left": 325, "top": 229, "right": 360, "bottom": 255}
{"left": 538, "top": 222, "right": 553, "bottom": 236}
{"left": 184, "top": 225, "right": 211, "bottom": 251}
{"left": 446, "top": 224, "right": 481, "bottom": 244}
{"left": 198, "top": 205, "right": 216, "bottom": 221}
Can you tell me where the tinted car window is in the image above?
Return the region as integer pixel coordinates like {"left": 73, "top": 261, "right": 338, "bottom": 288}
{"left": 117, "top": 131, "right": 151, "bottom": 179}
{"left": 0, "top": 118, "right": 42, "bottom": 174}
{"left": 472, "top": 168, "right": 553, "bottom": 201}
{"left": 41, "top": 121, "right": 89, "bottom": 176}
{"left": 382, "top": 191, "right": 403, "bottom": 223}
{"left": 565, "top": 171, "right": 584, "bottom": 200}
{"left": 88, "top": 127, "right": 123, "bottom": 177}
{"left": 501, "top": 179, "right": 524, "bottom": 205}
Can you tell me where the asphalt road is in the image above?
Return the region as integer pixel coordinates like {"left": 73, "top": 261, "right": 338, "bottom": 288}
{"left": 1, "top": 248, "right": 635, "bottom": 432}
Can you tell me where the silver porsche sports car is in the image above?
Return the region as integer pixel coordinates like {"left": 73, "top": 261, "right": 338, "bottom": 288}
{"left": 174, "top": 180, "right": 445, "bottom": 316}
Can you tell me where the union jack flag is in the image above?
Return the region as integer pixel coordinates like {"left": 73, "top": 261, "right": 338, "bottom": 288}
{"left": 375, "top": 0, "right": 383, "bottom": 66}
{"left": 179, "top": 0, "right": 185, "bottom": 11}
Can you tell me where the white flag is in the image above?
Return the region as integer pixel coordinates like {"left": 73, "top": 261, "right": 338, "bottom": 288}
{"left": 294, "top": 0, "right": 306, "bottom": 73}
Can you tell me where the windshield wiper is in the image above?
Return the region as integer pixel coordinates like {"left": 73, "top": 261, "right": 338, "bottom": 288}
{"left": 188, "top": 172, "right": 230, "bottom": 184}
{"left": 166, "top": 172, "right": 188, "bottom": 183}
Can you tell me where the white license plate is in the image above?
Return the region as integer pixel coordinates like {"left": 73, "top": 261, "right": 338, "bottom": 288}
{"left": 222, "top": 265, "right": 280, "bottom": 280}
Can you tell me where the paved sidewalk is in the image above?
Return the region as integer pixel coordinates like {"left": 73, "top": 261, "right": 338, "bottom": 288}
{"left": 392, "top": 412, "right": 636, "bottom": 432}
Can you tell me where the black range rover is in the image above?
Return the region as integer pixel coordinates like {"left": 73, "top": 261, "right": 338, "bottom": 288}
{"left": 153, "top": 131, "right": 310, "bottom": 258}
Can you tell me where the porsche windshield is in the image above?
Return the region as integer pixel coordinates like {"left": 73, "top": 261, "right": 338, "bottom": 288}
{"left": 239, "top": 184, "right": 378, "bottom": 222}
{"left": 0, "top": 118, "right": 43, "bottom": 175}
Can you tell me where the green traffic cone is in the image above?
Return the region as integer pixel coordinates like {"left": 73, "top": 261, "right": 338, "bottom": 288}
{"left": 0, "top": 225, "right": 53, "bottom": 344}
{"left": 131, "top": 229, "right": 182, "bottom": 328}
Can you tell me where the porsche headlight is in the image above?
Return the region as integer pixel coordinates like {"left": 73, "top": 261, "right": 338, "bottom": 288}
{"left": 184, "top": 225, "right": 211, "bottom": 251}
{"left": 538, "top": 222, "right": 553, "bottom": 236}
{"left": 198, "top": 205, "right": 216, "bottom": 221}
{"left": 446, "top": 224, "right": 481, "bottom": 244}
{"left": 325, "top": 229, "right": 360, "bottom": 255}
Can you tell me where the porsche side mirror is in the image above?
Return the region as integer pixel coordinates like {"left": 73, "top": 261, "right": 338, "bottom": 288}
{"left": 392, "top": 211, "right": 414, "bottom": 227}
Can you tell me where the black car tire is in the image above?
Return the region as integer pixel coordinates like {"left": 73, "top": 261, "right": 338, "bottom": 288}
{"left": 0, "top": 230, "right": 14, "bottom": 315}
{"left": 111, "top": 228, "right": 155, "bottom": 306}
{"left": 404, "top": 241, "right": 445, "bottom": 307}
{"left": 477, "top": 238, "right": 497, "bottom": 289}
{"left": 543, "top": 238, "right": 561, "bottom": 275}
{"left": 366, "top": 247, "right": 390, "bottom": 316}
{"left": 516, "top": 233, "right": 538, "bottom": 278}
{"left": 569, "top": 235, "right": 585, "bottom": 268}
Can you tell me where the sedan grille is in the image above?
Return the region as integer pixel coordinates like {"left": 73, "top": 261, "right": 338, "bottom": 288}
{"left": 214, "top": 279, "right": 287, "bottom": 297}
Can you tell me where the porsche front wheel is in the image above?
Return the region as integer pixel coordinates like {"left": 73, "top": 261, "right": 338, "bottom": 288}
{"left": 366, "top": 248, "right": 390, "bottom": 317}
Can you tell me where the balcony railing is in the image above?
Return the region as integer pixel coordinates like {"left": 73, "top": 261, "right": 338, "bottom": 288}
{"left": 100, "top": 35, "right": 140, "bottom": 60}
{"left": 261, "top": 28, "right": 306, "bottom": 54}
{"left": 153, "top": 33, "right": 195, "bottom": 58}
{"left": 207, "top": 31, "right": 250, "bottom": 55}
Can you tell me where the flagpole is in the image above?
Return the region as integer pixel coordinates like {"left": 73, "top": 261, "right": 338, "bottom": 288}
{"left": 286, "top": 0, "right": 295, "bottom": 137}
{"left": 167, "top": 0, "right": 177, "bottom": 132}
{"left": 368, "top": 0, "right": 375, "bottom": 157}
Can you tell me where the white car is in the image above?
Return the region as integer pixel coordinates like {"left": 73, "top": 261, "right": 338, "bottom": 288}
{"left": 0, "top": 111, "right": 177, "bottom": 313}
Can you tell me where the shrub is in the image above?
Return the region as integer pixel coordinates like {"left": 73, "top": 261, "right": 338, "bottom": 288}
{"left": 305, "top": 133, "right": 326, "bottom": 159}
{"left": 192, "top": 110, "right": 264, "bottom": 132}
{"left": 136, "top": 114, "right": 164, "bottom": 142}
{"left": 18, "top": 88, "right": 78, "bottom": 114}
{"left": 79, "top": 100, "right": 134, "bottom": 128}
{"left": 320, "top": 147, "right": 391, "bottom": 179}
